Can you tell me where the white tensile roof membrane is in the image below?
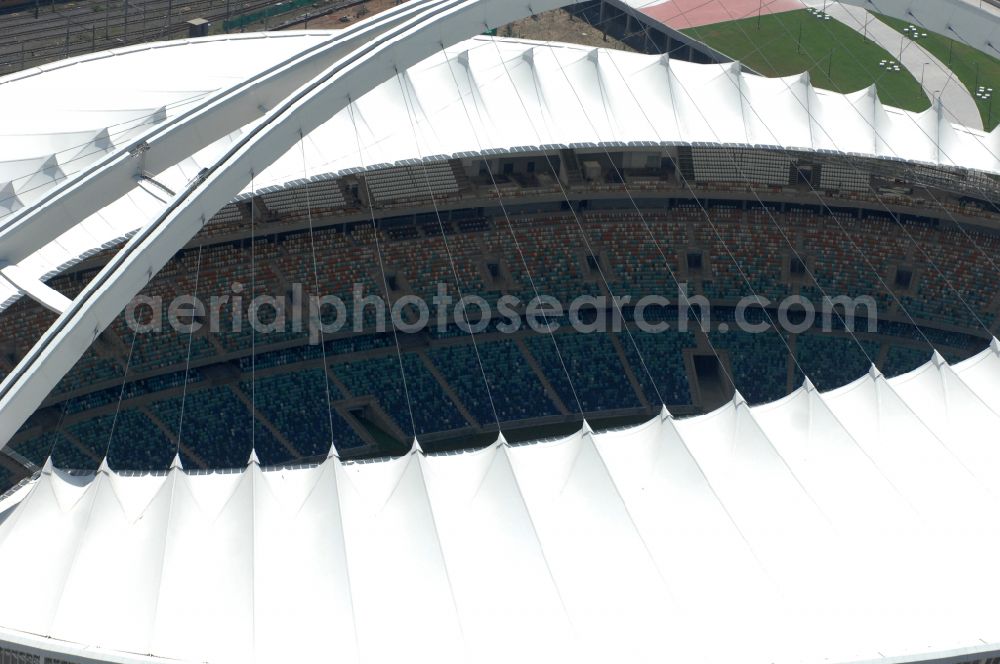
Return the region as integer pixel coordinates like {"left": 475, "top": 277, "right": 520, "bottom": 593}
{"left": 1, "top": 32, "right": 999, "bottom": 312}
{"left": 2, "top": 346, "right": 1000, "bottom": 664}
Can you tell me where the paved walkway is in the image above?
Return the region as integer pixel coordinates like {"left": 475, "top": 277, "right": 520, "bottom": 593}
{"left": 633, "top": 0, "right": 805, "bottom": 30}
{"left": 961, "top": 0, "right": 1000, "bottom": 18}
{"left": 805, "top": 0, "right": 983, "bottom": 129}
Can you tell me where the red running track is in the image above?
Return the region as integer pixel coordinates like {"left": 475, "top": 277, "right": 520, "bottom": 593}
{"left": 638, "top": 0, "right": 805, "bottom": 30}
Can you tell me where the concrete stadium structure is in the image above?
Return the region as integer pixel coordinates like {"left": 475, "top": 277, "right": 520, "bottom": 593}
{"left": 2, "top": 1, "right": 1000, "bottom": 662}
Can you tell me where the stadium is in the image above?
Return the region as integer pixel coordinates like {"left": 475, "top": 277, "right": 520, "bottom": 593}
{"left": 2, "top": 0, "right": 1000, "bottom": 662}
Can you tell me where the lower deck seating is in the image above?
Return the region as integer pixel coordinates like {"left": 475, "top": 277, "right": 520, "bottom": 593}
{"left": 148, "top": 388, "right": 281, "bottom": 469}
{"left": 795, "top": 335, "right": 879, "bottom": 392}
{"left": 244, "top": 370, "right": 362, "bottom": 459}
{"left": 883, "top": 344, "right": 934, "bottom": 377}
{"left": 709, "top": 326, "right": 791, "bottom": 405}
{"left": 334, "top": 354, "right": 467, "bottom": 438}
{"left": 525, "top": 332, "right": 639, "bottom": 414}
{"left": 427, "top": 339, "right": 558, "bottom": 425}
{"left": 621, "top": 330, "right": 694, "bottom": 406}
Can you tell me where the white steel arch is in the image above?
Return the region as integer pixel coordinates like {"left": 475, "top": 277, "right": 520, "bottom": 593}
{"left": 0, "top": 0, "right": 580, "bottom": 450}
{"left": 0, "top": 0, "right": 454, "bottom": 269}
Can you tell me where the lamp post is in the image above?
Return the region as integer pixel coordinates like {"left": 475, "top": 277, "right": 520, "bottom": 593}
{"left": 921, "top": 62, "right": 929, "bottom": 88}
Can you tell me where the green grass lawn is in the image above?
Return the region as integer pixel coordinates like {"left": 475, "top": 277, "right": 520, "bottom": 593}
{"left": 874, "top": 12, "right": 1000, "bottom": 130}
{"left": 683, "top": 9, "right": 930, "bottom": 113}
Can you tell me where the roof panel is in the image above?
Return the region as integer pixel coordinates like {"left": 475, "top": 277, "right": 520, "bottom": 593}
{"left": 4, "top": 351, "right": 1000, "bottom": 662}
